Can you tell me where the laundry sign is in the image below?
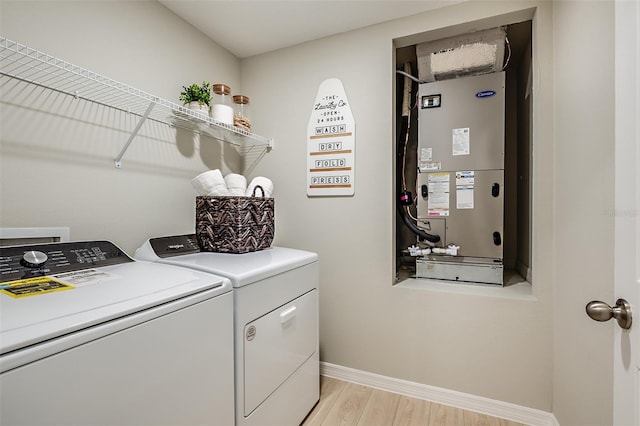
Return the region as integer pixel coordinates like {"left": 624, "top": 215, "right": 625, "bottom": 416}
{"left": 307, "top": 78, "right": 355, "bottom": 196}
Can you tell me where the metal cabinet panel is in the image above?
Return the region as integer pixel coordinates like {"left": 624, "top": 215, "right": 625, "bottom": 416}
{"left": 418, "top": 72, "right": 505, "bottom": 172}
{"left": 417, "top": 170, "right": 503, "bottom": 259}
{"left": 416, "top": 72, "right": 505, "bottom": 284}
{"left": 445, "top": 169, "right": 504, "bottom": 259}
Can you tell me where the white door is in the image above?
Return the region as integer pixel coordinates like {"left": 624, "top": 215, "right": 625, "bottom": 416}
{"left": 588, "top": 1, "right": 639, "bottom": 423}
{"left": 612, "top": 0, "right": 639, "bottom": 424}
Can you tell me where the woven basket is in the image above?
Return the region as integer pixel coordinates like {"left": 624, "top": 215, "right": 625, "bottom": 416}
{"left": 196, "top": 186, "right": 274, "bottom": 254}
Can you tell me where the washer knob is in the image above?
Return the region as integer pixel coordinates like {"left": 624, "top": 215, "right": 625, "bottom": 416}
{"left": 22, "top": 250, "right": 48, "bottom": 268}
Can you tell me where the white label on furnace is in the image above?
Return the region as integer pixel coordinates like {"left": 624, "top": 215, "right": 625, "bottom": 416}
{"left": 455, "top": 171, "right": 475, "bottom": 185}
{"left": 421, "top": 148, "right": 433, "bottom": 161}
{"left": 455, "top": 171, "right": 474, "bottom": 209}
{"left": 456, "top": 186, "right": 474, "bottom": 209}
{"left": 418, "top": 148, "right": 438, "bottom": 171}
{"left": 427, "top": 172, "right": 450, "bottom": 216}
{"left": 452, "top": 128, "right": 470, "bottom": 156}
{"left": 420, "top": 161, "right": 441, "bottom": 171}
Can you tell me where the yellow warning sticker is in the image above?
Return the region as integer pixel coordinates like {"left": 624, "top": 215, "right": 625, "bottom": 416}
{"left": 0, "top": 277, "right": 74, "bottom": 298}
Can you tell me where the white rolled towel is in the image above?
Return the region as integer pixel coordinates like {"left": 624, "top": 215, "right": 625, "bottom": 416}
{"left": 208, "top": 183, "right": 230, "bottom": 196}
{"left": 224, "top": 173, "right": 247, "bottom": 196}
{"left": 245, "top": 176, "right": 273, "bottom": 198}
{"left": 192, "top": 169, "right": 229, "bottom": 196}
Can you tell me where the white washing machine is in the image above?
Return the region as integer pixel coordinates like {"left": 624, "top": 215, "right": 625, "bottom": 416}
{"left": 135, "top": 234, "right": 319, "bottom": 426}
{"left": 0, "top": 240, "right": 234, "bottom": 426}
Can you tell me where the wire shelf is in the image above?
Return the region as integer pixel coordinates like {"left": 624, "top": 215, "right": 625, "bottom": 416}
{"left": 0, "top": 37, "right": 273, "bottom": 167}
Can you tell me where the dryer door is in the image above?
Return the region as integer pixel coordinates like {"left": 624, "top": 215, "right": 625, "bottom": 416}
{"left": 243, "top": 289, "right": 318, "bottom": 416}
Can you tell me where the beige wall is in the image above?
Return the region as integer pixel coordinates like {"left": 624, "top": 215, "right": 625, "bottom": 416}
{"left": 0, "top": 0, "right": 242, "bottom": 253}
{"left": 241, "top": 1, "right": 555, "bottom": 411}
{"left": 0, "top": 0, "right": 618, "bottom": 423}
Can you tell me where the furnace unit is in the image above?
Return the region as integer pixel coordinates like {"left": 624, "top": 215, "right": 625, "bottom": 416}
{"left": 416, "top": 71, "right": 505, "bottom": 285}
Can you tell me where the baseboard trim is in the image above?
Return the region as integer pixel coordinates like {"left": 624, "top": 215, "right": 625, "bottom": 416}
{"left": 320, "top": 362, "right": 559, "bottom": 426}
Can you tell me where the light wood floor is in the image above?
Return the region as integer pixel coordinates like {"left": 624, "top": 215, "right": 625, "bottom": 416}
{"left": 301, "top": 376, "right": 525, "bottom": 426}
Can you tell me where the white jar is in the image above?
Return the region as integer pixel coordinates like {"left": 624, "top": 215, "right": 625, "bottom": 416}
{"left": 211, "top": 84, "right": 233, "bottom": 125}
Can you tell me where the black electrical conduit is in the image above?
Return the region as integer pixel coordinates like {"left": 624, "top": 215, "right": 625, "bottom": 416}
{"left": 396, "top": 68, "right": 440, "bottom": 244}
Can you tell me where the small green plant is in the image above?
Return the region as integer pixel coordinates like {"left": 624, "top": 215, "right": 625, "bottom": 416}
{"left": 179, "top": 81, "right": 211, "bottom": 106}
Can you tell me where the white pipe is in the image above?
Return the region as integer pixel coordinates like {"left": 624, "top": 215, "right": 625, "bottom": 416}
{"left": 432, "top": 245, "right": 459, "bottom": 256}
{"left": 408, "top": 244, "right": 460, "bottom": 257}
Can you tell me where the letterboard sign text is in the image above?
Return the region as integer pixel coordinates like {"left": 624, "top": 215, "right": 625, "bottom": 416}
{"left": 307, "top": 78, "right": 355, "bottom": 197}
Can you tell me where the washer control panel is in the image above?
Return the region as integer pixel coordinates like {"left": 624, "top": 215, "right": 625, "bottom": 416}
{"left": 0, "top": 241, "right": 132, "bottom": 283}
{"left": 149, "top": 234, "right": 201, "bottom": 258}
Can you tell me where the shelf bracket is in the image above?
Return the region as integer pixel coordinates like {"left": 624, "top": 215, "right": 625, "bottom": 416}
{"left": 114, "top": 100, "right": 156, "bottom": 168}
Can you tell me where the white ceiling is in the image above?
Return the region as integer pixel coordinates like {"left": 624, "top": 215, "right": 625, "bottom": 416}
{"left": 158, "top": 0, "right": 459, "bottom": 58}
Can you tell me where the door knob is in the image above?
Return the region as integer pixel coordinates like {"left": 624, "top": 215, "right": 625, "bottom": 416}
{"left": 585, "top": 298, "right": 632, "bottom": 330}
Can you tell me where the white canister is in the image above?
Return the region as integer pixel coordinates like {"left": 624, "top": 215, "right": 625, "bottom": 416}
{"left": 211, "top": 84, "right": 234, "bottom": 125}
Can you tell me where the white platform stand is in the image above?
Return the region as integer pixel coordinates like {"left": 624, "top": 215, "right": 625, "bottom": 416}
{"left": 320, "top": 362, "right": 559, "bottom": 426}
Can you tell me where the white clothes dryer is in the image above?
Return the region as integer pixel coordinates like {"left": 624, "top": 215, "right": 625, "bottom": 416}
{"left": 0, "top": 240, "right": 234, "bottom": 426}
{"left": 135, "top": 234, "right": 319, "bottom": 426}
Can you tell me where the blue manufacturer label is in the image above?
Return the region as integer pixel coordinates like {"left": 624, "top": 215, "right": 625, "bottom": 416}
{"left": 476, "top": 90, "right": 496, "bottom": 98}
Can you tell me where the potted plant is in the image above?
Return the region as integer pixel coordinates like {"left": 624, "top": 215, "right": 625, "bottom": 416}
{"left": 179, "top": 81, "right": 211, "bottom": 115}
